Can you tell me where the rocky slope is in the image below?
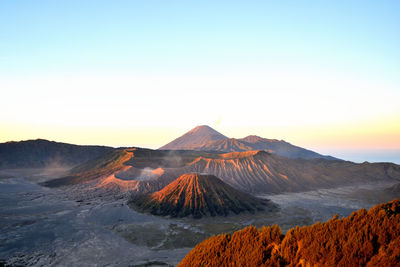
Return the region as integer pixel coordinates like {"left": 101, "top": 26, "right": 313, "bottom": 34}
{"left": 197, "top": 138, "right": 254, "bottom": 152}
{"left": 43, "top": 148, "right": 400, "bottom": 195}
{"left": 41, "top": 148, "right": 221, "bottom": 193}
{"left": 178, "top": 150, "right": 400, "bottom": 193}
{"left": 240, "top": 135, "right": 337, "bottom": 160}
{"left": 42, "top": 149, "right": 134, "bottom": 187}
{"left": 385, "top": 182, "right": 400, "bottom": 196}
{"left": 129, "top": 173, "right": 275, "bottom": 218}
{"left": 179, "top": 199, "right": 400, "bottom": 266}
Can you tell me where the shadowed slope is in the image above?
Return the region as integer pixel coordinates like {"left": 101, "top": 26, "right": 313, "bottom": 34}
{"left": 196, "top": 136, "right": 337, "bottom": 160}
{"left": 0, "top": 139, "right": 113, "bottom": 169}
{"left": 129, "top": 173, "right": 275, "bottom": 218}
{"left": 179, "top": 199, "right": 400, "bottom": 266}
{"left": 385, "top": 182, "right": 400, "bottom": 196}
{"left": 240, "top": 135, "right": 338, "bottom": 160}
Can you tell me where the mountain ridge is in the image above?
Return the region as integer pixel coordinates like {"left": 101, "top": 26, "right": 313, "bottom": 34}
{"left": 178, "top": 150, "right": 400, "bottom": 193}
{"left": 0, "top": 139, "right": 113, "bottom": 169}
{"left": 42, "top": 148, "right": 400, "bottom": 195}
{"left": 159, "top": 125, "right": 337, "bottom": 160}
{"left": 42, "top": 149, "right": 134, "bottom": 187}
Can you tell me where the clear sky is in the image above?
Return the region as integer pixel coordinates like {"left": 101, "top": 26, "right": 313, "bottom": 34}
{"left": 1, "top": 1, "right": 399, "bottom": 162}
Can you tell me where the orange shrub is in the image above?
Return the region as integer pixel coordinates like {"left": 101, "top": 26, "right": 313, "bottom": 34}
{"left": 179, "top": 199, "right": 400, "bottom": 267}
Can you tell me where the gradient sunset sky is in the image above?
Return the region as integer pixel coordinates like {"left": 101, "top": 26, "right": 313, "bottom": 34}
{"left": 1, "top": 1, "right": 399, "bottom": 163}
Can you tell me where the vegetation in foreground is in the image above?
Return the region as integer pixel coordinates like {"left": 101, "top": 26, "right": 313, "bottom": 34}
{"left": 179, "top": 199, "right": 400, "bottom": 266}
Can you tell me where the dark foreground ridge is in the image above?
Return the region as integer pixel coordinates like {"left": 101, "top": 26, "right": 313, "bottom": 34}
{"left": 0, "top": 139, "right": 113, "bottom": 169}
{"left": 179, "top": 199, "right": 400, "bottom": 266}
{"left": 129, "top": 173, "right": 276, "bottom": 218}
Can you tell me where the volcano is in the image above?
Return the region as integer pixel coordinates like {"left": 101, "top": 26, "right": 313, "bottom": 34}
{"left": 129, "top": 173, "right": 275, "bottom": 218}
{"left": 159, "top": 125, "right": 228, "bottom": 150}
{"left": 43, "top": 148, "right": 400, "bottom": 195}
{"left": 159, "top": 125, "right": 337, "bottom": 160}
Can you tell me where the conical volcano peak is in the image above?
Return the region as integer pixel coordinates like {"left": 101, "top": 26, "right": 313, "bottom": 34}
{"left": 188, "top": 125, "right": 218, "bottom": 134}
{"left": 129, "top": 173, "right": 276, "bottom": 218}
{"left": 159, "top": 125, "right": 228, "bottom": 150}
{"left": 159, "top": 173, "right": 228, "bottom": 194}
{"left": 160, "top": 127, "right": 337, "bottom": 160}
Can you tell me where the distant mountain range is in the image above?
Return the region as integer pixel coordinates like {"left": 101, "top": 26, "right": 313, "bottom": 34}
{"left": 168, "top": 150, "right": 400, "bottom": 194}
{"left": 0, "top": 139, "right": 113, "bottom": 169}
{"left": 160, "top": 125, "right": 337, "bottom": 160}
{"left": 43, "top": 148, "right": 400, "bottom": 194}
{"left": 129, "top": 173, "right": 275, "bottom": 218}
{"left": 4, "top": 132, "right": 400, "bottom": 196}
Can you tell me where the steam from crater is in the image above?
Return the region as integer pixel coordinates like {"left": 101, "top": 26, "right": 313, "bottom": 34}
{"left": 136, "top": 167, "right": 164, "bottom": 181}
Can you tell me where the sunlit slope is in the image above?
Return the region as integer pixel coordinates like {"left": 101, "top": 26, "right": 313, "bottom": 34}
{"left": 129, "top": 173, "right": 275, "bottom": 218}
{"left": 41, "top": 148, "right": 222, "bottom": 191}
{"left": 42, "top": 148, "right": 400, "bottom": 195}
{"left": 179, "top": 199, "right": 400, "bottom": 266}
{"left": 43, "top": 149, "right": 133, "bottom": 187}
{"left": 181, "top": 151, "right": 400, "bottom": 193}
